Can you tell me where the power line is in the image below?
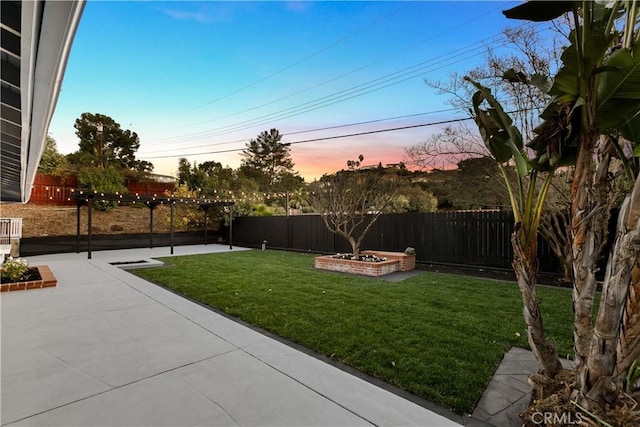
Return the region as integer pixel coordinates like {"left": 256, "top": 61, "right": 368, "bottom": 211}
{"left": 143, "top": 105, "right": 536, "bottom": 160}
{"left": 145, "top": 3, "right": 413, "bottom": 124}
{"left": 147, "top": 21, "right": 544, "bottom": 146}
{"left": 156, "top": 2, "right": 511, "bottom": 132}
{"left": 145, "top": 37, "right": 496, "bottom": 144}
{"left": 143, "top": 116, "right": 474, "bottom": 159}
{"left": 182, "top": 49, "right": 486, "bottom": 137}
{"left": 142, "top": 107, "right": 465, "bottom": 155}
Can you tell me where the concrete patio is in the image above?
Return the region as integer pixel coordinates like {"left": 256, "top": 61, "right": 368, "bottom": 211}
{"left": 1, "top": 244, "right": 463, "bottom": 426}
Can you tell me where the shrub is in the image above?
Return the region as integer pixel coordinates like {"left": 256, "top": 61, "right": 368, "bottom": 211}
{"left": 1, "top": 257, "right": 30, "bottom": 282}
{"left": 77, "top": 167, "right": 126, "bottom": 211}
{"left": 164, "top": 184, "right": 206, "bottom": 229}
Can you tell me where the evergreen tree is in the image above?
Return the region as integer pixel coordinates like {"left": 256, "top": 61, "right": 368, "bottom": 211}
{"left": 38, "top": 135, "right": 66, "bottom": 174}
{"left": 240, "top": 129, "right": 297, "bottom": 190}
{"left": 70, "top": 112, "right": 152, "bottom": 172}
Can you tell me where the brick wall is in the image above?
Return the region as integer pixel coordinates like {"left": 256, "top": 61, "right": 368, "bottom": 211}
{"left": 361, "top": 250, "right": 416, "bottom": 271}
{"left": 314, "top": 250, "right": 416, "bottom": 277}
{"left": 314, "top": 255, "right": 400, "bottom": 277}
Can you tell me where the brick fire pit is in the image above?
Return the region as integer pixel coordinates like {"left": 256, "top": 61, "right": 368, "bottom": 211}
{"left": 314, "top": 250, "right": 415, "bottom": 277}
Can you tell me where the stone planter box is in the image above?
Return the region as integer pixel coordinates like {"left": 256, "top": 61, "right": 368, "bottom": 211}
{"left": 314, "top": 250, "right": 415, "bottom": 277}
{"left": 0, "top": 265, "right": 57, "bottom": 292}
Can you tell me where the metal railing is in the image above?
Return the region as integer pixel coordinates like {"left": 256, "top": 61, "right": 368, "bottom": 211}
{"left": 0, "top": 218, "right": 22, "bottom": 238}
{"left": 1, "top": 218, "right": 22, "bottom": 259}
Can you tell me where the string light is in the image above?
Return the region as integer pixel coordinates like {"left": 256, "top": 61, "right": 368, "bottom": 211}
{"left": 29, "top": 183, "right": 307, "bottom": 205}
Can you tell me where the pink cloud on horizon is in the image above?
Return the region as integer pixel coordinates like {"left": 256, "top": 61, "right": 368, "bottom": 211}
{"left": 285, "top": 119, "right": 437, "bottom": 181}
{"left": 147, "top": 120, "right": 442, "bottom": 181}
{"left": 291, "top": 136, "right": 413, "bottom": 181}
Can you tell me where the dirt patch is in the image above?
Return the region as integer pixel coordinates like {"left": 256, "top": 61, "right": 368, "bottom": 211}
{"left": 0, "top": 203, "right": 213, "bottom": 238}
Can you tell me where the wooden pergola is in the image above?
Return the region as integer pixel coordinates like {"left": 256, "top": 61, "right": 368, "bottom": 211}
{"left": 71, "top": 190, "right": 235, "bottom": 259}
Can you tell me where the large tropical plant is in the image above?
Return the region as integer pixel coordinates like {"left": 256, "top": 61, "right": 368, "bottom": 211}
{"left": 467, "top": 78, "right": 563, "bottom": 378}
{"left": 478, "top": 0, "right": 640, "bottom": 418}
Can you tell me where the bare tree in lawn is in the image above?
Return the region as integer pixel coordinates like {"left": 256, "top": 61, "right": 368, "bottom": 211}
{"left": 308, "top": 157, "right": 399, "bottom": 258}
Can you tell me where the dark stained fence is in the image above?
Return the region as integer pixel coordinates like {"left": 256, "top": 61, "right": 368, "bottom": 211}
{"left": 405, "top": 211, "right": 513, "bottom": 267}
{"left": 20, "top": 231, "right": 209, "bottom": 257}
{"left": 19, "top": 210, "right": 569, "bottom": 273}
{"left": 226, "top": 211, "right": 563, "bottom": 273}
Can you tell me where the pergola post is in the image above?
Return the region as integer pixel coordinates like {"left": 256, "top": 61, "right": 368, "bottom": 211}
{"left": 69, "top": 192, "right": 234, "bottom": 255}
{"left": 148, "top": 203, "right": 154, "bottom": 248}
{"left": 147, "top": 201, "right": 161, "bottom": 249}
{"left": 87, "top": 197, "right": 92, "bottom": 260}
{"left": 76, "top": 200, "right": 81, "bottom": 253}
{"left": 170, "top": 202, "right": 174, "bottom": 255}
{"left": 229, "top": 205, "right": 233, "bottom": 250}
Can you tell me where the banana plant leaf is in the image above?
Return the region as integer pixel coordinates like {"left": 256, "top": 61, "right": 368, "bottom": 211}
{"left": 467, "top": 79, "right": 529, "bottom": 176}
{"left": 503, "top": 1, "right": 575, "bottom": 22}
{"left": 596, "top": 48, "right": 640, "bottom": 129}
{"left": 503, "top": 68, "right": 552, "bottom": 93}
{"left": 624, "top": 115, "right": 640, "bottom": 148}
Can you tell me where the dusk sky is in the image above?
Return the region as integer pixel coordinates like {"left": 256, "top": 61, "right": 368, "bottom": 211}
{"left": 48, "top": 0, "right": 551, "bottom": 181}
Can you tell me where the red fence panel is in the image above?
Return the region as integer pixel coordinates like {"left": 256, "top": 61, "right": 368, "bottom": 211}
{"left": 29, "top": 174, "right": 78, "bottom": 205}
{"left": 126, "top": 181, "right": 175, "bottom": 196}
{"left": 28, "top": 174, "right": 176, "bottom": 206}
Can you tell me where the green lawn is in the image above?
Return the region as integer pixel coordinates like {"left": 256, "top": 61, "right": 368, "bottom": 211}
{"left": 133, "top": 249, "right": 574, "bottom": 414}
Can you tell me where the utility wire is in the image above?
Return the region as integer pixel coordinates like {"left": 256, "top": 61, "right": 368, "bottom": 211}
{"left": 146, "top": 3, "right": 413, "bottom": 123}
{"left": 196, "top": 51, "right": 487, "bottom": 137}
{"left": 159, "top": 2, "right": 512, "bottom": 132}
{"left": 145, "top": 12, "right": 536, "bottom": 143}
{"left": 143, "top": 105, "right": 535, "bottom": 160}
{"left": 147, "top": 21, "right": 545, "bottom": 146}
{"left": 144, "top": 116, "right": 475, "bottom": 159}
{"left": 142, "top": 107, "right": 465, "bottom": 154}
{"left": 147, "top": 32, "right": 508, "bottom": 145}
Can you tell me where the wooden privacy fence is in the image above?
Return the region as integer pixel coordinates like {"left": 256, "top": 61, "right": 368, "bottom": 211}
{"left": 226, "top": 211, "right": 562, "bottom": 273}
{"left": 28, "top": 174, "right": 175, "bottom": 206}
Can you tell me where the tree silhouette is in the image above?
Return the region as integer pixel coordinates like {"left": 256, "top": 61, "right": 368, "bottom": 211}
{"left": 240, "top": 129, "right": 297, "bottom": 190}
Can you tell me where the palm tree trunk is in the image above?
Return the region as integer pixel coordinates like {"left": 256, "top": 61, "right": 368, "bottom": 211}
{"left": 539, "top": 209, "right": 573, "bottom": 282}
{"left": 613, "top": 261, "right": 640, "bottom": 383}
{"left": 580, "top": 191, "right": 640, "bottom": 407}
{"left": 572, "top": 135, "right": 612, "bottom": 391}
{"left": 512, "top": 233, "right": 563, "bottom": 378}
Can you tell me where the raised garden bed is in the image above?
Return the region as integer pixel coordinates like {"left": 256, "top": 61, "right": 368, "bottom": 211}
{"left": 0, "top": 265, "right": 57, "bottom": 292}
{"left": 314, "top": 250, "right": 415, "bottom": 277}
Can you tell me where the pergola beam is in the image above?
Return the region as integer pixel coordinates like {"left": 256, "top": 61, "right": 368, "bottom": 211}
{"left": 72, "top": 191, "right": 235, "bottom": 259}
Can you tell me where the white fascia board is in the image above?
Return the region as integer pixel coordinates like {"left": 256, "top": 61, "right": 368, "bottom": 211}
{"left": 19, "top": 0, "right": 41, "bottom": 199}
{"left": 20, "top": 0, "right": 85, "bottom": 203}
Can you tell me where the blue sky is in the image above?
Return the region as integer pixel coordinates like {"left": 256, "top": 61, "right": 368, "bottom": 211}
{"left": 48, "top": 0, "right": 538, "bottom": 180}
